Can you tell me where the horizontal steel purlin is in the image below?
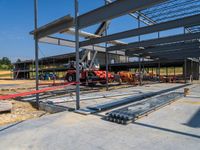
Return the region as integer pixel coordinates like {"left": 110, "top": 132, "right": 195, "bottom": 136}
{"left": 107, "top": 32, "right": 200, "bottom": 51}
{"left": 153, "top": 50, "right": 200, "bottom": 60}
{"left": 80, "top": 14, "right": 200, "bottom": 47}
{"left": 125, "top": 41, "right": 200, "bottom": 55}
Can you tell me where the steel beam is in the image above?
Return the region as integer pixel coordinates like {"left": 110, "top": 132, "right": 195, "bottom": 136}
{"left": 78, "top": 0, "right": 167, "bottom": 29}
{"left": 39, "top": 36, "right": 125, "bottom": 55}
{"left": 80, "top": 14, "right": 200, "bottom": 47}
{"left": 150, "top": 49, "right": 200, "bottom": 57}
{"left": 107, "top": 32, "right": 200, "bottom": 51}
{"left": 39, "top": 36, "right": 105, "bottom": 52}
{"left": 150, "top": 48, "right": 200, "bottom": 56}
{"left": 125, "top": 41, "right": 200, "bottom": 55}
{"left": 62, "top": 28, "right": 126, "bottom": 45}
{"left": 105, "top": 0, "right": 156, "bottom": 25}
{"left": 32, "top": 0, "right": 166, "bottom": 39}
{"left": 153, "top": 50, "right": 200, "bottom": 60}
{"left": 33, "top": 15, "right": 74, "bottom": 39}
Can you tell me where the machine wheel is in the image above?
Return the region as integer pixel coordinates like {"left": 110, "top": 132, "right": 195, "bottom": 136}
{"left": 100, "top": 81, "right": 106, "bottom": 85}
{"left": 66, "top": 74, "right": 75, "bottom": 82}
{"left": 88, "top": 82, "right": 97, "bottom": 87}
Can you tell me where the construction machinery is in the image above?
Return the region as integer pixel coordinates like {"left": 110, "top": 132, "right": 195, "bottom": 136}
{"left": 65, "top": 20, "right": 115, "bottom": 86}
{"left": 64, "top": 61, "right": 114, "bottom": 86}
{"left": 118, "top": 71, "right": 137, "bottom": 84}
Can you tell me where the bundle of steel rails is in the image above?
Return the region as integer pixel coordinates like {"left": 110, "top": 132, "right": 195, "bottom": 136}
{"left": 105, "top": 92, "right": 183, "bottom": 125}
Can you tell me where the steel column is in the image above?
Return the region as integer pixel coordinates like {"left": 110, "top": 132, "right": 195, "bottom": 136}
{"left": 105, "top": 1, "right": 109, "bottom": 91}
{"left": 191, "top": 60, "right": 193, "bottom": 83}
{"left": 34, "top": 0, "right": 39, "bottom": 108}
{"left": 138, "top": 14, "right": 141, "bottom": 42}
{"left": 184, "top": 59, "right": 187, "bottom": 84}
{"left": 158, "top": 61, "right": 161, "bottom": 82}
{"left": 75, "top": 0, "right": 80, "bottom": 110}
{"left": 174, "top": 66, "right": 176, "bottom": 77}
{"left": 139, "top": 57, "right": 142, "bottom": 86}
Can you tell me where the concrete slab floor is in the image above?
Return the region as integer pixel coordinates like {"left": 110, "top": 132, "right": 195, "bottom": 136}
{"left": 0, "top": 84, "right": 199, "bottom": 150}
{"left": 46, "top": 83, "right": 186, "bottom": 109}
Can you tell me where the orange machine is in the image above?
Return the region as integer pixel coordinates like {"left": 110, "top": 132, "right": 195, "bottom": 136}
{"left": 118, "top": 71, "right": 138, "bottom": 84}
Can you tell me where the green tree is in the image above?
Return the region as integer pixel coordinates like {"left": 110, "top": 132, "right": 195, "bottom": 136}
{"left": 0, "top": 57, "right": 12, "bottom": 70}
{"left": 16, "top": 59, "right": 21, "bottom": 63}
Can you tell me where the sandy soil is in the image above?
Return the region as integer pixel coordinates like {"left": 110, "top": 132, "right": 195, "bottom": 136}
{"left": 0, "top": 80, "right": 51, "bottom": 126}
{"left": 0, "top": 100, "right": 46, "bottom": 126}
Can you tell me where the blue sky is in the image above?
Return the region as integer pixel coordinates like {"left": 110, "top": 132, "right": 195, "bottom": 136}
{"left": 0, "top": 0, "right": 183, "bottom": 62}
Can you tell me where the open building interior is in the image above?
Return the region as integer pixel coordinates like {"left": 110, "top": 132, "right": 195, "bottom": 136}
{"left": 0, "top": 0, "right": 200, "bottom": 149}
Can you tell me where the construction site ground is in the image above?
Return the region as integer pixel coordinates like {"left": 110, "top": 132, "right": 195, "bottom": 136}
{"left": 0, "top": 82, "right": 199, "bottom": 150}
{"left": 0, "top": 80, "right": 48, "bottom": 126}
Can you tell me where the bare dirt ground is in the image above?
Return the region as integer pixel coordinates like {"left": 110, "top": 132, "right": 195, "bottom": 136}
{"left": 0, "top": 80, "right": 48, "bottom": 126}
{"left": 0, "top": 100, "right": 46, "bottom": 126}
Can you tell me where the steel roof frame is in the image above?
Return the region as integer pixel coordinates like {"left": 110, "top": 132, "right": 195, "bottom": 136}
{"left": 125, "top": 41, "right": 200, "bottom": 55}
{"left": 80, "top": 14, "right": 200, "bottom": 47}
{"left": 32, "top": 0, "right": 200, "bottom": 110}
{"left": 107, "top": 32, "right": 200, "bottom": 51}
{"left": 77, "top": 0, "right": 167, "bottom": 29}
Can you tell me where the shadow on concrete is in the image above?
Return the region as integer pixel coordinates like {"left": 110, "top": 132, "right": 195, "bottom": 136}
{"left": 183, "top": 108, "right": 200, "bottom": 128}
{"left": 0, "top": 121, "right": 24, "bottom": 132}
{"left": 133, "top": 122, "right": 200, "bottom": 139}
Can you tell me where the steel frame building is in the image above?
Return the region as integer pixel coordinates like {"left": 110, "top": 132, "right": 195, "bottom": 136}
{"left": 32, "top": 0, "right": 200, "bottom": 109}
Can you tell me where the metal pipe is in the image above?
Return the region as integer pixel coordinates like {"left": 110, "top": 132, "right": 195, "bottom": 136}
{"left": 75, "top": 0, "right": 80, "bottom": 110}
{"left": 34, "top": 0, "right": 39, "bottom": 108}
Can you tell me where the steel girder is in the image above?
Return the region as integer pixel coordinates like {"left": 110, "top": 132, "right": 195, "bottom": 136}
{"left": 38, "top": 36, "right": 125, "bottom": 55}
{"left": 125, "top": 41, "right": 200, "bottom": 55}
{"left": 107, "top": 32, "right": 200, "bottom": 51}
{"left": 32, "top": 15, "right": 74, "bottom": 39}
{"left": 80, "top": 14, "right": 200, "bottom": 47}
{"left": 78, "top": 0, "right": 167, "bottom": 29}
{"left": 150, "top": 49, "right": 200, "bottom": 60}
{"left": 32, "top": 0, "right": 167, "bottom": 39}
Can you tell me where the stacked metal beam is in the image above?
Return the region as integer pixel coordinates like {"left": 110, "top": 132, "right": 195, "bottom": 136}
{"left": 106, "top": 92, "right": 183, "bottom": 125}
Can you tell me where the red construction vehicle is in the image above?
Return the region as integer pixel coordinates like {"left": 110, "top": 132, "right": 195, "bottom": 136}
{"left": 65, "top": 20, "right": 117, "bottom": 86}
{"left": 64, "top": 61, "right": 114, "bottom": 86}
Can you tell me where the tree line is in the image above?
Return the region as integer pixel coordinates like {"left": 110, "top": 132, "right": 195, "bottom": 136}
{"left": 0, "top": 57, "right": 12, "bottom": 70}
